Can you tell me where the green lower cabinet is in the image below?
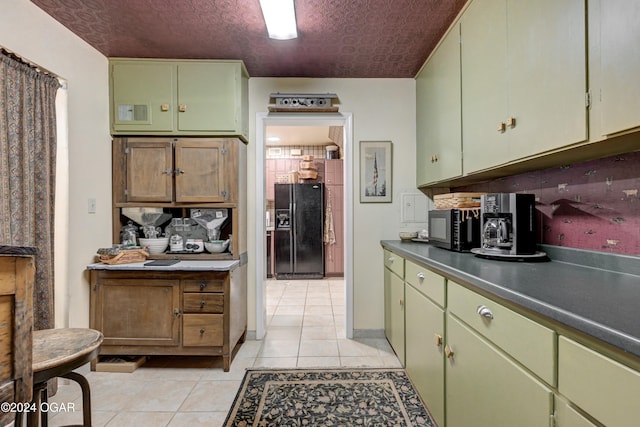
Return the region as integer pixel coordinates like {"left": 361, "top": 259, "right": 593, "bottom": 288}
{"left": 558, "top": 336, "right": 640, "bottom": 427}
{"left": 555, "top": 396, "right": 598, "bottom": 427}
{"left": 446, "top": 316, "right": 553, "bottom": 427}
{"left": 405, "top": 285, "right": 445, "bottom": 427}
{"left": 384, "top": 267, "right": 405, "bottom": 365}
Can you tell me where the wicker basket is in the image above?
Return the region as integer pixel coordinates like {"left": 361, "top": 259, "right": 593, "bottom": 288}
{"left": 98, "top": 248, "right": 148, "bottom": 265}
{"left": 433, "top": 192, "right": 485, "bottom": 209}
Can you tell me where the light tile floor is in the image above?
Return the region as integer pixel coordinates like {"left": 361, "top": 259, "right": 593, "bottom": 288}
{"left": 45, "top": 279, "right": 401, "bottom": 426}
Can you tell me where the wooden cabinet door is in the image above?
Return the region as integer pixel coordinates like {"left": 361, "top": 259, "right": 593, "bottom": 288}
{"left": 177, "top": 62, "right": 238, "bottom": 132}
{"left": 324, "top": 160, "right": 343, "bottom": 275}
{"left": 265, "top": 158, "right": 276, "bottom": 201}
{"left": 446, "top": 316, "right": 553, "bottom": 427}
{"left": 125, "top": 139, "right": 173, "bottom": 202}
{"left": 598, "top": 0, "right": 640, "bottom": 136}
{"left": 111, "top": 61, "right": 175, "bottom": 132}
{"left": 416, "top": 24, "right": 462, "bottom": 186}
{"left": 461, "top": 0, "right": 509, "bottom": 173}
{"left": 174, "top": 139, "right": 227, "bottom": 202}
{"left": 507, "top": 0, "right": 587, "bottom": 159}
{"left": 92, "top": 278, "right": 180, "bottom": 347}
{"left": 384, "top": 267, "right": 405, "bottom": 365}
{"left": 405, "top": 285, "right": 445, "bottom": 427}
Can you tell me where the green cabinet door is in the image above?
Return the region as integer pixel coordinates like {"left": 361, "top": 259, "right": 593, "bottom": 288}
{"left": 507, "top": 0, "right": 587, "bottom": 159}
{"left": 405, "top": 285, "right": 445, "bottom": 427}
{"left": 558, "top": 336, "right": 640, "bottom": 427}
{"left": 460, "top": 0, "right": 509, "bottom": 173}
{"left": 462, "top": 0, "right": 587, "bottom": 174}
{"left": 384, "top": 267, "right": 405, "bottom": 366}
{"left": 598, "top": 0, "right": 640, "bottom": 136}
{"left": 177, "top": 62, "right": 238, "bottom": 132}
{"left": 111, "top": 62, "right": 175, "bottom": 132}
{"left": 446, "top": 316, "right": 553, "bottom": 427}
{"left": 416, "top": 24, "right": 462, "bottom": 186}
{"left": 555, "top": 396, "right": 598, "bottom": 427}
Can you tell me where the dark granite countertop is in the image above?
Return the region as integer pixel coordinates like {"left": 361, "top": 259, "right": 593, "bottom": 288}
{"left": 381, "top": 240, "right": 640, "bottom": 359}
{"left": 0, "top": 245, "right": 37, "bottom": 256}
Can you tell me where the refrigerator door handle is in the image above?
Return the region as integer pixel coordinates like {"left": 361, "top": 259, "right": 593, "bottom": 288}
{"left": 289, "top": 201, "right": 294, "bottom": 269}
{"left": 292, "top": 202, "right": 297, "bottom": 268}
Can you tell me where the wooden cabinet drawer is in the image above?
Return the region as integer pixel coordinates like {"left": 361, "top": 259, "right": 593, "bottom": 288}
{"left": 405, "top": 260, "right": 445, "bottom": 307}
{"left": 448, "top": 281, "right": 556, "bottom": 385}
{"left": 183, "top": 314, "right": 223, "bottom": 346}
{"left": 183, "top": 293, "right": 223, "bottom": 313}
{"left": 559, "top": 336, "right": 640, "bottom": 427}
{"left": 183, "top": 278, "right": 224, "bottom": 293}
{"left": 383, "top": 249, "right": 404, "bottom": 278}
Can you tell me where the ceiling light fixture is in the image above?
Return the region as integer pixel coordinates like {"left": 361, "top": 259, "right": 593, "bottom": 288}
{"left": 259, "top": 0, "right": 298, "bottom": 40}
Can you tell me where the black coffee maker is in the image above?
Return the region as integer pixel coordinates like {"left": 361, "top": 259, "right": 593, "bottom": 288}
{"left": 479, "top": 193, "right": 537, "bottom": 256}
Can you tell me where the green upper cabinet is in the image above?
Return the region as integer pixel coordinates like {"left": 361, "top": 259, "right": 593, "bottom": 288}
{"left": 593, "top": 0, "right": 640, "bottom": 137}
{"left": 111, "top": 61, "right": 176, "bottom": 133}
{"left": 460, "top": 0, "right": 509, "bottom": 173}
{"left": 416, "top": 24, "right": 462, "bottom": 187}
{"left": 110, "top": 59, "right": 249, "bottom": 140}
{"left": 461, "top": 0, "right": 587, "bottom": 174}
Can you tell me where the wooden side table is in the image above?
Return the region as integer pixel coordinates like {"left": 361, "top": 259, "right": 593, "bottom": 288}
{"left": 16, "top": 328, "right": 103, "bottom": 427}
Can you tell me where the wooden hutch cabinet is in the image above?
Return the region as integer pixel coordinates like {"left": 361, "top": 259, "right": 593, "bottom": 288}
{"left": 0, "top": 247, "right": 34, "bottom": 425}
{"left": 97, "top": 59, "right": 249, "bottom": 371}
{"left": 89, "top": 135, "right": 247, "bottom": 371}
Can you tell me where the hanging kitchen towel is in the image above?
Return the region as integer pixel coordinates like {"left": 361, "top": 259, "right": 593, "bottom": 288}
{"left": 324, "top": 187, "right": 336, "bottom": 246}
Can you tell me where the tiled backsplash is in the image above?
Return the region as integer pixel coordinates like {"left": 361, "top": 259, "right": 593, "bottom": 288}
{"left": 454, "top": 151, "right": 640, "bottom": 255}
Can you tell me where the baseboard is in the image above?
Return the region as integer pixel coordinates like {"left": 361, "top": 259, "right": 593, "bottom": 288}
{"left": 352, "top": 329, "right": 385, "bottom": 339}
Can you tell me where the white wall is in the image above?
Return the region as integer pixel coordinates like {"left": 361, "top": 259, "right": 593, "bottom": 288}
{"left": 249, "top": 78, "right": 417, "bottom": 332}
{"left": 1, "top": 0, "right": 111, "bottom": 328}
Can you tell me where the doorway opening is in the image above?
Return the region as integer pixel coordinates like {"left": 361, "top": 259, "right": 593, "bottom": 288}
{"left": 255, "top": 112, "right": 354, "bottom": 340}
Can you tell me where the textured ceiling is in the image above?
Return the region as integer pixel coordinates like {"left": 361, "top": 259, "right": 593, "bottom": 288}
{"left": 30, "top": 0, "right": 466, "bottom": 78}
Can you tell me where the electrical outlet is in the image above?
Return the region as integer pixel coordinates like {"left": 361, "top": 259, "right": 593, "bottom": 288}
{"left": 88, "top": 198, "right": 96, "bottom": 214}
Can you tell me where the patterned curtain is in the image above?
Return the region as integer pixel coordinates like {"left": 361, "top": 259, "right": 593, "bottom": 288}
{"left": 0, "top": 51, "right": 59, "bottom": 330}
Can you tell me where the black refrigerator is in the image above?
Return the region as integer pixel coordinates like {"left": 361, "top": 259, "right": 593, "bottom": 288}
{"left": 274, "top": 183, "right": 324, "bottom": 279}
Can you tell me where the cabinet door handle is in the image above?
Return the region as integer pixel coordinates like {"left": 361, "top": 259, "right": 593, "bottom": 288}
{"left": 162, "top": 168, "right": 173, "bottom": 175}
{"left": 199, "top": 281, "right": 207, "bottom": 290}
{"left": 445, "top": 344, "right": 455, "bottom": 359}
{"left": 497, "top": 122, "right": 506, "bottom": 133}
{"left": 507, "top": 116, "right": 516, "bottom": 129}
{"left": 399, "top": 299, "right": 404, "bottom": 307}
{"left": 178, "top": 103, "right": 187, "bottom": 112}
{"left": 388, "top": 256, "right": 395, "bottom": 263}
{"left": 200, "top": 328, "right": 205, "bottom": 335}
{"left": 477, "top": 305, "right": 494, "bottom": 319}
{"left": 417, "top": 272, "right": 425, "bottom": 281}
{"left": 434, "top": 334, "right": 443, "bottom": 348}
{"left": 200, "top": 300, "right": 206, "bottom": 308}
{"left": 175, "top": 168, "right": 185, "bottom": 175}
{"left": 173, "top": 308, "right": 181, "bottom": 318}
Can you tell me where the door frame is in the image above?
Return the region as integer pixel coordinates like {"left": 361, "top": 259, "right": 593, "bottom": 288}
{"left": 255, "top": 112, "right": 354, "bottom": 340}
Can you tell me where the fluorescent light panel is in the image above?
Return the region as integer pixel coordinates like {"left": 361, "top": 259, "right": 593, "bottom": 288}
{"left": 260, "top": 0, "right": 298, "bottom": 40}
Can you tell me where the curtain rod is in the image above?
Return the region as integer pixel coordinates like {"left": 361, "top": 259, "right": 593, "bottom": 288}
{"left": 1, "top": 46, "right": 59, "bottom": 79}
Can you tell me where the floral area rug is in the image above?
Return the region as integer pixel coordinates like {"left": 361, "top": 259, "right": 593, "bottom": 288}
{"left": 224, "top": 368, "right": 436, "bottom": 427}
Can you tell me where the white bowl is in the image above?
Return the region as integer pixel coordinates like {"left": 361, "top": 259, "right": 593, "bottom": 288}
{"left": 399, "top": 231, "right": 418, "bottom": 241}
{"left": 205, "top": 240, "right": 229, "bottom": 253}
{"left": 138, "top": 237, "right": 169, "bottom": 254}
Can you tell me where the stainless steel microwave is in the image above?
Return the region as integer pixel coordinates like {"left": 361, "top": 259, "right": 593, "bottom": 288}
{"left": 428, "top": 209, "right": 481, "bottom": 252}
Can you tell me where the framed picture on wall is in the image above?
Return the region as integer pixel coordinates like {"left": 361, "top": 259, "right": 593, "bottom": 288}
{"left": 360, "top": 141, "right": 392, "bottom": 203}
